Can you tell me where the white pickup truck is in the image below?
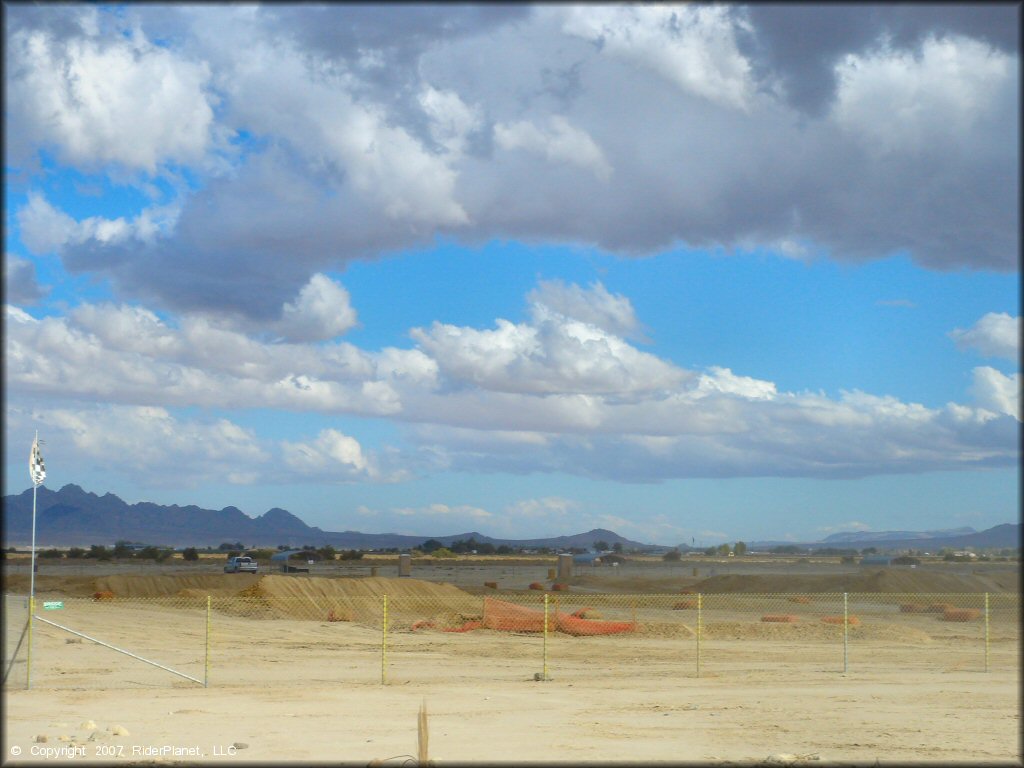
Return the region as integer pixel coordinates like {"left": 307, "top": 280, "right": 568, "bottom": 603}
{"left": 224, "top": 556, "right": 258, "bottom": 574}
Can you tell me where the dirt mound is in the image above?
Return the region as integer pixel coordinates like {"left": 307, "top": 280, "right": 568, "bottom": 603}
{"left": 693, "top": 569, "right": 1015, "bottom": 594}
{"left": 94, "top": 573, "right": 261, "bottom": 598}
{"left": 212, "top": 575, "right": 478, "bottom": 623}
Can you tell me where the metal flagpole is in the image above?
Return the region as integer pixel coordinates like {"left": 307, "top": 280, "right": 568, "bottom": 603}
{"left": 28, "top": 431, "right": 46, "bottom": 690}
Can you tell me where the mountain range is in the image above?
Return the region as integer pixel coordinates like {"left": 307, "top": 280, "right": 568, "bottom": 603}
{"left": 748, "top": 524, "right": 1020, "bottom": 552}
{"left": 1, "top": 484, "right": 659, "bottom": 550}
{"left": 2, "top": 484, "right": 1018, "bottom": 552}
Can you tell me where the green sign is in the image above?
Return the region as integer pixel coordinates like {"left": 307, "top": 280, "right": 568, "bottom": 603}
{"left": 42, "top": 601, "right": 63, "bottom": 610}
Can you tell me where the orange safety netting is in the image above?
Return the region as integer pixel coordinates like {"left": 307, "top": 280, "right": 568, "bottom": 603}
{"left": 482, "top": 598, "right": 635, "bottom": 636}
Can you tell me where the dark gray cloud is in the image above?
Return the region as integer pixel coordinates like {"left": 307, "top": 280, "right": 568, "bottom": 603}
{"left": 3, "top": 255, "right": 48, "bottom": 305}
{"left": 740, "top": 4, "right": 1020, "bottom": 115}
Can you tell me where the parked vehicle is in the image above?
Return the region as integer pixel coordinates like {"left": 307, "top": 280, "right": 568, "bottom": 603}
{"left": 224, "top": 556, "right": 258, "bottom": 574}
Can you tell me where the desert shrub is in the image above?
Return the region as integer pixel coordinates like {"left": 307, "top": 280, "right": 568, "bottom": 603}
{"left": 484, "top": 581, "right": 498, "bottom": 589}
{"left": 39, "top": 549, "right": 63, "bottom": 558}
{"left": 551, "top": 583, "right": 568, "bottom": 591}
{"left": 93, "top": 591, "right": 115, "bottom": 600}
{"left": 431, "top": 547, "right": 457, "bottom": 559}
{"left": 662, "top": 549, "right": 682, "bottom": 562}
{"left": 761, "top": 614, "right": 799, "bottom": 623}
{"left": 67, "top": 547, "right": 86, "bottom": 559}
{"left": 787, "top": 596, "right": 812, "bottom": 604}
{"left": 528, "top": 582, "right": 545, "bottom": 590}
{"left": 673, "top": 601, "right": 696, "bottom": 610}
{"left": 182, "top": 547, "right": 200, "bottom": 562}
{"left": 339, "top": 549, "right": 364, "bottom": 560}
{"left": 247, "top": 549, "right": 274, "bottom": 561}
{"left": 821, "top": 616, "right": 860, "bottom": 625}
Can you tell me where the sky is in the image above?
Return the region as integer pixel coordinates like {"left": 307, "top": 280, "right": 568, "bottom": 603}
{"left": 3, "top": 4, "right": 1020, "bottom": 547}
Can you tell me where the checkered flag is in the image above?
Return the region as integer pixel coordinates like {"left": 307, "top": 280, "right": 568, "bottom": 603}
{"left": 29, "top": 435, "right": 46, "bottom": 486}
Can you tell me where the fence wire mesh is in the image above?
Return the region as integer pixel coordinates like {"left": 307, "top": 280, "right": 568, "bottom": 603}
{"left": 4, "top": 591, "right": 1018, "bottom": 689}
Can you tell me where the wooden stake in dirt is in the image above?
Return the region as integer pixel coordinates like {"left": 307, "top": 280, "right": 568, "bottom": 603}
{"left": 418, "top": 700, "right": 429, "bottom": 765}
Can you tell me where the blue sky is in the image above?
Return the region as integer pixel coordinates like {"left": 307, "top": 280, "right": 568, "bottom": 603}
{"left": 3, "top": 4, "right": 1019, "bottom": 546}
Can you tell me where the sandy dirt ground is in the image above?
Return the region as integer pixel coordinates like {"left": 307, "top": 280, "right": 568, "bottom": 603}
{"left": 3, "top": 568, "right": 1020, "bottom": 765}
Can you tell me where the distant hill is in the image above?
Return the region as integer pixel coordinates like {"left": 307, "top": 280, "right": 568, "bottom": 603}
{"left": 2, "top": 485, "right": 660, "bottom": 551}
{"left": 820, "top": 527, "right": 976, "bottom": 544}
{"left": 749, "top": 523, "right": 1020, "bottom": 552}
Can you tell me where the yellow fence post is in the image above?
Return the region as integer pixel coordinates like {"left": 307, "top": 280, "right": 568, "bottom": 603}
{"left": 26, "top": 596, "right": 34, "bottom": 690}
{"left": 542, "top": 593, "right": 549, "bottom": 681}
{"left": 984, "top": 592, "right": 990, "bottom": 673}
{"left": 842, "top": 592, "right": 849, "bottom": 674}
{"left": 204, "top": 595, "right": 211, "bottom": 688}
{"left": 381, "top": 594, "right": 388, "bottom": 685}
{"left": 696, "top": 593, "right": 702, "bottom": 678}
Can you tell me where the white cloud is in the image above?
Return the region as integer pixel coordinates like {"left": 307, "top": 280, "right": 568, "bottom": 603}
{"left": 833, "top": 34, "right": 1012, "bottom": 154}
{"left": 8, "top": 25, "right": 215, "bottom": 172}
{"left": 8, "top": 403, "right": 268, "bottom": 486}
{"left": 494, "top": 115, "right": 612, "bottom": 181}
{"left": 217, "top": 34, "right": 468, "bottom": 227}
{"left": 505, "top": 497, "right": 578, "bottom": 518}
{"left": 949, "top": 312, "right": 1020, "bottom": 361}
{"left": 17, "top": 192, "right": 180, "bottom": 255}
{"left": 281, "top": 428, "right": 386, "bottom": 481}
{"left": 527, "top": 280, "right": 641, "bottom": 340}
{"left": 5, "top": 279, "right": 1018, "bottom": 484}
{"left": 394, "top": 503, "right": 492, "bottom": 520}
{"left": 970, "top": 367, "right": 1021, "bottom": 421}
{"left": 419, "top": 85, "right": 483, "bottom": 156}
{"left": 276, "top": 273, "right": 358, "bottom": 342}
{"left": 410, "top": 282, "right": 686, "bottom": 397}
{"left": 561, "top": 4, "right": 754, "bottom": 110}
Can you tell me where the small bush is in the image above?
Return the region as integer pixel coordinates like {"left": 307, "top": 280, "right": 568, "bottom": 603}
{"left": 673, "top": 601, "right": 696, "bottom": 610}
{"left": 431, "top": 548, "right": 457, "bottom": 559}
{"left": 67, "top": 547, "right": 86, "bottom": 559}
{"left": 182, "top": 547, "right": 200, "bottom": 562}
{"left": 821, "top": 616, "right": 860, "bottom": 625}
{"left": 761, "top": 614, "right": 799, "bottom": 623}
{"left": 662, "top": 549, "right": 682, "bottom": 562}
{"left": 39, "top": 549, "right": 63, "bottom": 559}
{"left": 339, "top": 550, "right": 364, "bottom": 561}
{"left": 528, "top": 582, "right": 545, "bottom": 590}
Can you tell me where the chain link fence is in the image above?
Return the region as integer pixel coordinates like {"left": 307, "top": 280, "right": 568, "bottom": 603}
{"left": 5, "top": 591, "right": 1018, "bottom": 689}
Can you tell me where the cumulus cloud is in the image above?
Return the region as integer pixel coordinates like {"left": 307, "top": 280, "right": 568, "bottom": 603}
{"left": 832, "top": 34, "right": 1013, "bottom": 154}
{"left": 276, "top": 274, "right": 358, "bottom": 343}
{"left": 950, "top": 313, "right": 1020, "bottom": 361}
{"left": 6, "top": 21, "right": 216, "bottom": 173}
{"left": 527, "top": 280, "right": 642, "bottom": 340}
{"left": 561, "top": 4, "right": 755, "bottom": 110}
{"left": 970, "top": 367, "right": 1021, "bottom": 421}
{"left": 5, "top": 403, "right": 269, "bottom": 487}
{"left": 281, "top": 428, "right": 391, "bottom": 482}
{"left": 6, "top": 275, "right": 1019, "bottom": 483}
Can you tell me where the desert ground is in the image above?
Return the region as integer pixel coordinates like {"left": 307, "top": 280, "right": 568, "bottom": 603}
{"left": 3, "top": 558, "right": 1020, "bottom": 765}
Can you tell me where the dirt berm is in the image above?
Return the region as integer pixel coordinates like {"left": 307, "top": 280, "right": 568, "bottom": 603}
{"left": 692, "top": 569, "right": 1018, "bottom": 594}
